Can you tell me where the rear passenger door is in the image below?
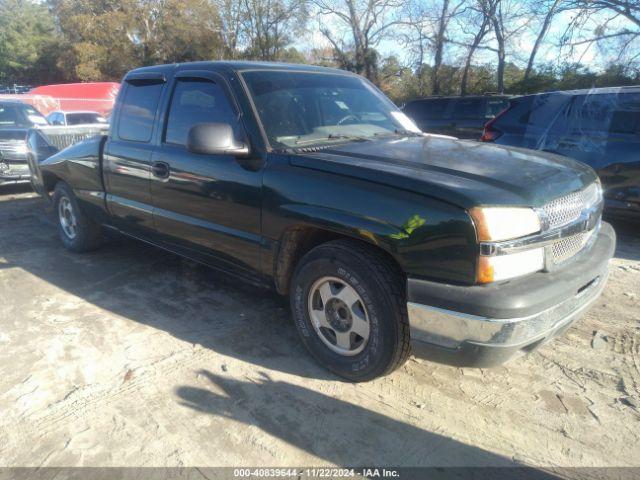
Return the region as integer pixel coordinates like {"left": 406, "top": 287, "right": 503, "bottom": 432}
{"left": 150, "top": 71, "right": 263, "bottom": 276}
{"left": 103, "top": 73, "right": 166, "bottom": 236}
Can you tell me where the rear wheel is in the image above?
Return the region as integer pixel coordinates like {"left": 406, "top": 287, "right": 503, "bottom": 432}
{"left": 290, "top": 239, "right": 411, "bottom": 382}
{"left": 53, "top": 182, "right": 102, "bottom": 252}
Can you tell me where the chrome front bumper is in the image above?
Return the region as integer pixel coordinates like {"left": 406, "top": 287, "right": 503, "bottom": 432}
{"left": 409, "top": 271, "right": 605, "bottom": 348}
{"left": 0, "top": 162, "right": 30, "bottom": 185}
{"left": 407, "top": 222, "right": 615, "bottom": 367}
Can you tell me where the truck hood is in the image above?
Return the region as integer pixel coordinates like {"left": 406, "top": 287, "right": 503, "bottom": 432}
{"left": 290, "top": 135, "right": 597, "bottom": 209}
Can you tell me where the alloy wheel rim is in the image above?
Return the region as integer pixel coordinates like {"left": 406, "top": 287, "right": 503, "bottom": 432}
{"left": 58, "top": 196, "right": 77, "bottom": 240}
{"left": 308, "top": 276, "right": 370, "bottom": 356}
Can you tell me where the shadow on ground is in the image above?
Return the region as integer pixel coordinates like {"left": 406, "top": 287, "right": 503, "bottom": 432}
{"left": 606, "top": 217, "right": 640, "bottom": 262}
{"left": 0, "top": 191, "right": 629, "bottom": 470}
{"left": 175, "top": 369, "right": 563, "bottom": 470}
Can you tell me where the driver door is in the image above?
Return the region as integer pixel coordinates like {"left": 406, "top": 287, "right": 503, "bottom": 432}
{"left": 150, "top": 71, "right": 263, "bottom": 276}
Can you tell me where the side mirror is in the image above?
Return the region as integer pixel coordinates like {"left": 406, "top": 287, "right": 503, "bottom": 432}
{"left": 186, "top": 123, "right": 250, "bottom": 157}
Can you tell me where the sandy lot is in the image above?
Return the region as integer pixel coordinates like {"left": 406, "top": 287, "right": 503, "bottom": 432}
{"left": 0, "top": 185, "right": 638, "bottom": 469}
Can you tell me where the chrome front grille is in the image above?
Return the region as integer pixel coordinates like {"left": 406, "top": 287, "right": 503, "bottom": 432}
{"left": 542, "top": 189, "right": 584, "bottom": 229}
{"left": 0, "top": 140, "right": 28, "bottom": 163}
{"left": 542, "top": 182, "right": 602, "bottom": 265}
{"left": 40, "top": 125, "right": 110, "bottom": 151}
{"left": 551, "top": 230, "right": 593, "bottom": 264}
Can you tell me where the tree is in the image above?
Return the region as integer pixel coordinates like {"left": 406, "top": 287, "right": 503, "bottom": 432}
{"left": 401, "top": 0, "right": 466, "bottom": 95}
{"left": 431, "top": 0, "right": 466, "bottom": 93}
{"left": 214, "top": 0, "right": 245, "bottom": 58}
{"left": 457, "top": 0, "right": 495, "bottom": 94}
{"left": 241, "top": 0, "right": 308, "bottom": 60}
{"left": 50, "top": 0, "right": 225, "bottom": 81}
{"left": 0, "top": 0, "right": 59, "bottom": 84}
{"left": 561, "top": 0, "right": 640, "bottom": 70}
{"left": 315, "top": 0, "right": 403, "bottom": 83}
{"left": 523, "top": 0, "right": 563, "bottom": 87}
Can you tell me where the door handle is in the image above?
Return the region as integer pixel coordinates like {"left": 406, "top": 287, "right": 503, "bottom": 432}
{"left": 152, "top": 161, "right": 170, "bottom": 179}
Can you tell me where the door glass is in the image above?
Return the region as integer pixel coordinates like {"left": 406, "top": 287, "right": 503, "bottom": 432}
{"left": 165, "top": 78, "right": 237, "bottom": 146}
{"left": 452, "top": 99, "right": 482, "bottom": 119}
{"left": 412, "top": 99, "right": 449, "bottom": 120}
{"left": 608, "top": 93, "right": 640, "bottom": 135}
{"left": 117, "top": 81, "right": 164, "bottom": 142}
{"left": 485, "top": 99, "right": 509, "bottom": 118}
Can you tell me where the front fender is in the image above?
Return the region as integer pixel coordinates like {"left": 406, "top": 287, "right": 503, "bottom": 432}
{"left": 263, "top": 156, "right": 478, "bottom": 285}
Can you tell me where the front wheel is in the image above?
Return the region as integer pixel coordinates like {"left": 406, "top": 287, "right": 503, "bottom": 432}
{"left": 53, "top": 182, "right": 103, "bottom": 252}
{"left": 290, "top": 239, "right": 411, "bottom": 382}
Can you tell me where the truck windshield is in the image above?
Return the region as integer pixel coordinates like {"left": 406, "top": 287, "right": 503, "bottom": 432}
{"left": 0, "top": 103, "right": 48, "bottom": 128}
{"left": 241, "top": 70, "right": 420, "bottom": 149}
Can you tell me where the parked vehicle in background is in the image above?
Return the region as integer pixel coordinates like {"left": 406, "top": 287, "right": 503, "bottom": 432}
{"left": 402, "top": 94, "right": 510, "bottom": 139}
{"left": 30, "top": 61, "right": 614, "bottom": 381}
{"left": 0, "top": 99, "right": 108, "bottom": 186}
{"left": 0, "top": 100, "right": 49, "bottom": 185}
{"left": 47, "top": 110, "right": 108, "bottom": 126}
{"left": 0, "top": 100, "right": 49, "bottom": 128}
{"left": 29, "top": 82, "right": 120, "bottom": 117}
{"left": 481, "top": 86, "right": 640, "bottom": 220}
{"left": 0, "top": 85, "right": 34, "bottom": 95}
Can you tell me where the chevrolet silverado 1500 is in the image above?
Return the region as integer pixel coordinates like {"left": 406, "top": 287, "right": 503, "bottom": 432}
{"left": 30, "top": 62, "right": 615, "bottom": 381}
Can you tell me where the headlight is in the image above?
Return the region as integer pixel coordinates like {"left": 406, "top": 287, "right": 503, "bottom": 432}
{"left": 583, "top": 179, "right": 602, "bottom": 207}
{"left": 469, "top": 207, "right": 541, "bottom": 242}
{"left": 477, "top": 248, "right": 545, "bottom": 283}
{"left": 469, "top": 206, "right": 544, "bottom": 283}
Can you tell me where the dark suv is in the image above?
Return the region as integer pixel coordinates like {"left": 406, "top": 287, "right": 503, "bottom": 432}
{"left": 402, "top": 95, "right": 510, "bottom": 139}
{"left": 481, "top": 86, "right": 640, "bottom": 219}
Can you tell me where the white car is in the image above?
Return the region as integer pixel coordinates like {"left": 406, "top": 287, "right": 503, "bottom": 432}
{"left": 46, "top": 110, "right": 108, "bottom": 127}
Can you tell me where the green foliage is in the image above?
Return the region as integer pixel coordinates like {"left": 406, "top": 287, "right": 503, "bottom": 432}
{"left": 0, "top": 0, "right": 59, "bottom": 83}
{"left": 0, "top": 0, "right": 638, "bottom": 96}
{"left": 49, "top": 0, "right": 225, "bottom": 81}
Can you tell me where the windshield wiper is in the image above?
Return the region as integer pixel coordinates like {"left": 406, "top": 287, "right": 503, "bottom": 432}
{"left": 294, "top": 133, "right": 370, "bottom": 146}
{"left": 374, "top": 129, "right": 424, "bottom": 138}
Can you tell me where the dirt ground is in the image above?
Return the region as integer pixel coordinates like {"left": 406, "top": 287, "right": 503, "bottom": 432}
{"left": 0, "top": 185, "right": 638, "bottom": 470}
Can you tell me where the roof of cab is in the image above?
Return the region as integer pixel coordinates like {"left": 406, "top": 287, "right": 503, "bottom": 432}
{"left": 124, "top": 61, "right": 355, "bottom": 79}
{"left": 518, "top": 85, "right": 640, "bottom": 98}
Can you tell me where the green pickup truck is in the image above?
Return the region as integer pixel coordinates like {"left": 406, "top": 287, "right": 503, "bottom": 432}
{"left": 30, "top": 61, "right": 615, "bottom": 381}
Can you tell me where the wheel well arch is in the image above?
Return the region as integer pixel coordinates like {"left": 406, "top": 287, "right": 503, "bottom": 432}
{"left": 273, "top": 225, "right": 404, "bottom": 295}
{"left": 42, "top": 171, "right": 62, "bottom": 193}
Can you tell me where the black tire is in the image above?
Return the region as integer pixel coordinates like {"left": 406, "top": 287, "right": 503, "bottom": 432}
{"left": 290, "top": 239, "right": 411, "bottom": 382}
{"left": 52, "top": 181, "right": 103, "bottom": 252}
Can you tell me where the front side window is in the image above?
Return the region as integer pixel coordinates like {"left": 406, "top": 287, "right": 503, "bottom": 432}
{"left": 165, "top": 78, "right": 237, "bottom": 146}
{"left": 118, "top": 81, "right": 164, "bottom": 142}
{"left": 241, "top": 70, "right": 420, "bottom": 149}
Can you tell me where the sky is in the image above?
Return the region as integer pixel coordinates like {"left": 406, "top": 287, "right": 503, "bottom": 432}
{"left": 293, "top": 3, "right": 634, "bottom": 72}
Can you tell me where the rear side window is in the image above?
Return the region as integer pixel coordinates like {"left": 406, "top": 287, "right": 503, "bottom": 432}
{"left": 404, "top": 99, "right": 449, "bottom": 120}
{"left": 495, "top": 94, "right": 571, "bottom": 135}
{"left": 117, "top": 81, "right": 164, "bottom": 142}
{"left": 607, "top": 93, "right": 640, "bottom": 135}
{"left": 164, "top": 78, "right": 237, "bottom": 146}
{"left": 452, "top": 98, "right": 482, "bottom": 119}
